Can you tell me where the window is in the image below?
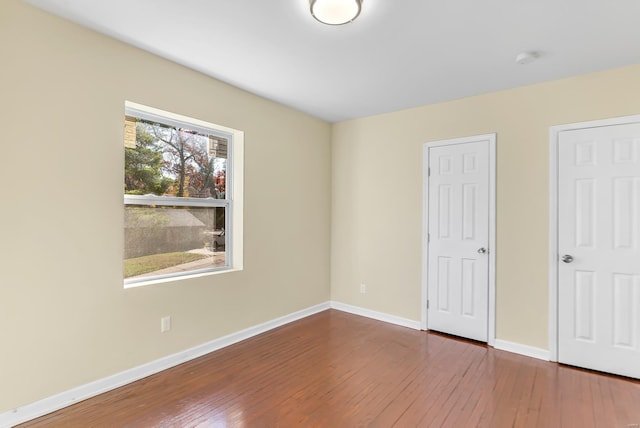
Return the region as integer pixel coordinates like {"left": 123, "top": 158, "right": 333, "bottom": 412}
{"left": 123, "top": 102, "right": 243, "bottom": 287}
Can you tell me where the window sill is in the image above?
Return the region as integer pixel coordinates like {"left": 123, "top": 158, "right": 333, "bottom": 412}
{"left": 124, "top": 267, "right": 243, "bottom": 289}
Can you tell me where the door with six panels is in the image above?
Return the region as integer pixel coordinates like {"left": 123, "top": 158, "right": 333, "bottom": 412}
{"left": 426, "top": 137, "right": 491, "bottom": 342}
{"left": 557, "top": 122, "right": 640, "bottom": 378}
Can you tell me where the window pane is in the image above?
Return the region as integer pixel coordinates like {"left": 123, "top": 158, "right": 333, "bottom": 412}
{"left": 124, "top": 118, "right": 227, "bottom": 200}
{"left": 124, "top": 205, "right": 226, "bottom": 281}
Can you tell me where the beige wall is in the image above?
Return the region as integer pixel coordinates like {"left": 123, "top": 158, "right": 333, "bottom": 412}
{"left": 331, "top": 64, "right": 640, "bottom": 350}
{"left": 0, "top": 1, "right": 331, "bottom": 411}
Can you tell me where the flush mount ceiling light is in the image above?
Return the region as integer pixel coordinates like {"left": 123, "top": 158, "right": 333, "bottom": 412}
{"left": 310, "top": 0, "right": 363, "bottom": 25}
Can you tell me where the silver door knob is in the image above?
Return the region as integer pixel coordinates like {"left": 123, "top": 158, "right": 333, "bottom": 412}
{"left": 477, "top": 247, "right": 487, "bottom": 254}
{"left": 561, "top": 254, "right": 574, "bottom": 263}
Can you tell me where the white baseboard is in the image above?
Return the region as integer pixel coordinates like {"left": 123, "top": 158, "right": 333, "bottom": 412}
{"left": 0, "top": 302, "right": 331, "bottom": 428}
{"left": 3, "top": 301, "right": 549, "bottom": 427}
{"left": 330, "top": 301, "right": 422, "bottom": 330}
{"left": 493, "top": 339, "right": 550, "bottom": 361}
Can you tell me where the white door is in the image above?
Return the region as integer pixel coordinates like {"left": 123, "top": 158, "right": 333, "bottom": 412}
{"left": 558, "top": 123, "right": 640, "bottom": 378}
{"left": 426, "top": 138, "right": 491, "bottom": 342}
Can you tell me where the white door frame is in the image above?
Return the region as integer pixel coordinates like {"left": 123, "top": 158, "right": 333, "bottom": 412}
{"left": 421, "top": 133, "right": 497, "bottom": 346}
{"left": 548, "top": 114, "right": 640, "bottom": 362}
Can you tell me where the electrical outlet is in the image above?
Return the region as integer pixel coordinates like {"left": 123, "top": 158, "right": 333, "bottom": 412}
{"left": 360, "top": 283, "right": 367, "bottom": 293}
{"left": 160, "top": 316, "right": 171, "bottom": 333}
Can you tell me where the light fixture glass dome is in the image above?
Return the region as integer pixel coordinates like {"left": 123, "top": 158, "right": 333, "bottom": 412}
{"left": 310, "top": 0, "right": 362, "bottom": 25}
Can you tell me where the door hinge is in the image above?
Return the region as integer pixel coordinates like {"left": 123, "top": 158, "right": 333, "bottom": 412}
{"left": 428, "top": 167, "right": 431, "bottom": 176}
{"left": 427, "top": 233, "right": 430, "bottom": 243}
{"left": 427, "top": 300, "right": 430, "bottom": 309}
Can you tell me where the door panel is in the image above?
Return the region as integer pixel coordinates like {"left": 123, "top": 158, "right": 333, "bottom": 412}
{"left": 437, "top": 256, "right": 451, "bottom": 311}
{"left": 427, "top": 140, "right": 489, "bottom": 341}
{"left": 558, "top": 123, "right": 640, "bottom": 379}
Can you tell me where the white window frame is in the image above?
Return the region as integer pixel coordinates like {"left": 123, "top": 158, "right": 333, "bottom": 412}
{"left": 124, "top": 101, "right": 244, "bottom": 288}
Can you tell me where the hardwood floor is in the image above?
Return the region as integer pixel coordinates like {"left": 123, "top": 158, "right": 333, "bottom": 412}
{"left": 20, "top": 309, "right": 640, "bottom": 427}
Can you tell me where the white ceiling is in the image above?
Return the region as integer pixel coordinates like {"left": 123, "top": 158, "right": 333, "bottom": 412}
{"left": 25, "top": 0, "right": 640, "bottom": 122}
